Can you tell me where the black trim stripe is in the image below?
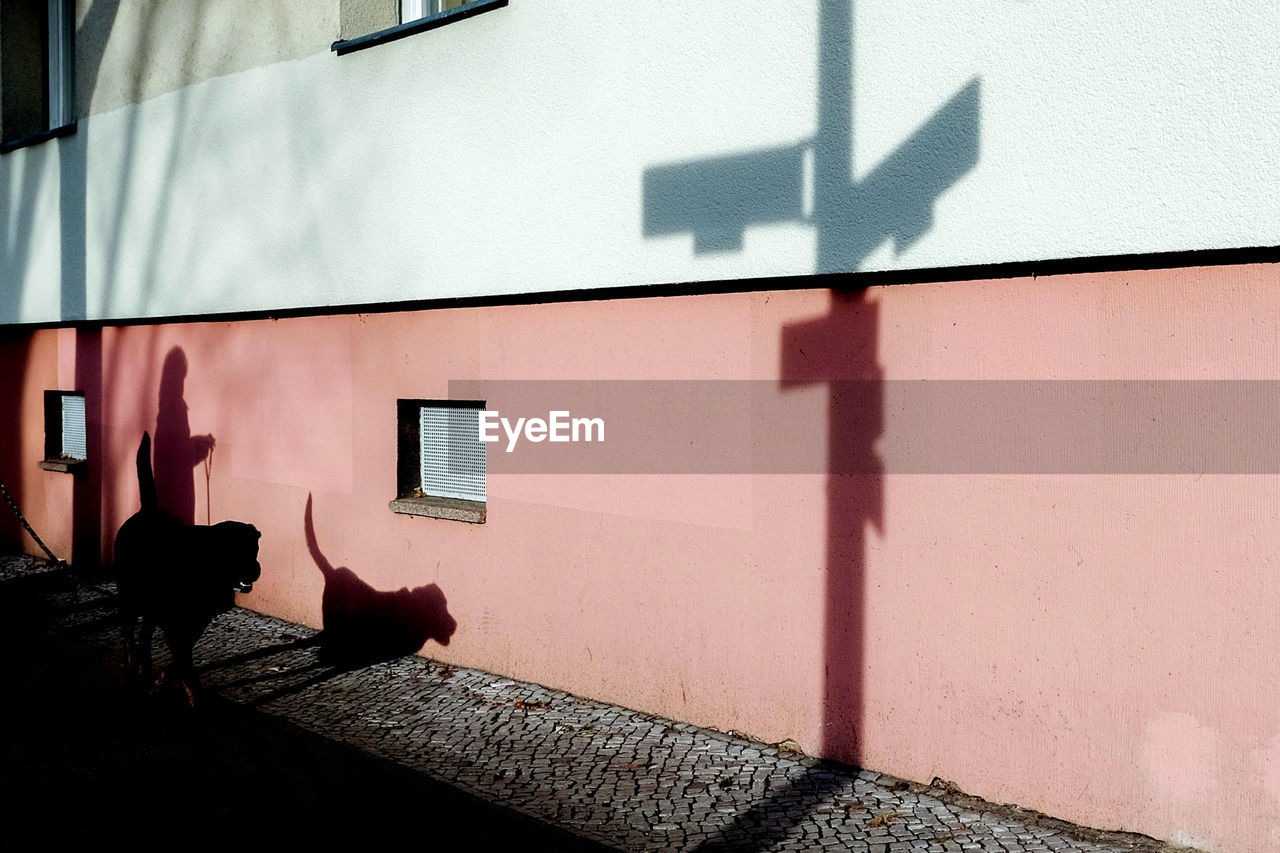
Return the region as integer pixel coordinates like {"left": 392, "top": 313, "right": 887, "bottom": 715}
{"left": 8, "top": 244, "right": 1280, "bottom": 332}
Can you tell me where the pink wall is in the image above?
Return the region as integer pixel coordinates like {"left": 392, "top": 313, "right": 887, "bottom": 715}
{"left": 865, "top": 264, "right": 1280, "bottom": 851}
{"left": 7, "top": 262, "right": 1280, "bottom": 851}
{"left": 0, "top": 331, "right": 72, "bottom": 557}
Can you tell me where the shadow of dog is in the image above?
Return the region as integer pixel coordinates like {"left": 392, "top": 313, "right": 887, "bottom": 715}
{"left": 305, "top": 494, "right": 456, "bottom": 668}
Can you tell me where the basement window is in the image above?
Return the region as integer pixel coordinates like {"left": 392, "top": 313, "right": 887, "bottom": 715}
{"left": 38, "top": 390, "right": 86, "bottom": 474}
{"left": 332, "top": 0, "right": 505, "bottom": 55}
{"left": 390, "top": 399, "right": 486, "bottom": 523}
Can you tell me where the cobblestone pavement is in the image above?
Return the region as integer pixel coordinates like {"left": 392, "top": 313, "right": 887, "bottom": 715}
{"left": 1, "top": 555, "right": 1186, "bottom": 853}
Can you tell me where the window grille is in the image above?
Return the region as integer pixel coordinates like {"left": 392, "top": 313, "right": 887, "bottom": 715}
{"left": 60, "top": 394, "right": 86, "bottom": 460}
{"left": 420, "top": 404, "right": 486, "bottom": 503}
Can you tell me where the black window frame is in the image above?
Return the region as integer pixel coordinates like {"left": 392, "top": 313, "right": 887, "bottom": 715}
{"left": 389, "top": 398, "right": 487, "bottom": 523}
{"left": 38, "top": 389, "right": 87, "bottom": 475}
{"left": 1, "top": 0, "right": 76, "bottom": 154}
{"left": 332, "top": 0, "right": 506, "bottom": 56}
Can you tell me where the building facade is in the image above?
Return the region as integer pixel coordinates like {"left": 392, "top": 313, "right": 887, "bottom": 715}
{"left": 3, "top": 2, "right": 1280, "bottom": 850}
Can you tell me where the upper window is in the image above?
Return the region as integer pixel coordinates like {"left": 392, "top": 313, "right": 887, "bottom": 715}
{"left": 390, "top": 399, "right": 487, "bottom": 523}
{"left": 1, "top": 0, "right": 75, "bottom": 153}
{"left": 400, "top": 1, "right": 479, "bottom": 23}
{"left": 334, "top": 0, "right": 505, "bottom": 56}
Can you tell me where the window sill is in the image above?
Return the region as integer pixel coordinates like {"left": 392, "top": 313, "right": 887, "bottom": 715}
{"left": 38, "top": 458, "right": 86, "bottom": 476}
{"left": 389, "top": 495, "right": 486, "bottom": 524}
{"left": 1, "top": 122, "right": 76, "bottom": 155}
{"left": 332, "top": 0, "right": 506, "bottom": 55}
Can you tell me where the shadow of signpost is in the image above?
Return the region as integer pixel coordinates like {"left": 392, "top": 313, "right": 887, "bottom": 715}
{"left": 644, "top": 1, "right": 980, "bottom": 847}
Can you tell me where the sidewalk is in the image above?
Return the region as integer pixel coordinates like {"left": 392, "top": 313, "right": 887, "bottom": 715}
{"left": 0, "top": 554, "right": 1182, "bottom": 852}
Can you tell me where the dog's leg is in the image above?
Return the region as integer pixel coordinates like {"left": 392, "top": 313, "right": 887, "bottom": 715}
{"left": 170, "top": 641, "right": 201, "bottom": 709}
{"left": 122, "top": 614, "right": 138, "bottom": 684}
{"left": 122, "top": 610, "right": 151, "bottom": 690}
{"left": 137, "top": 618, "right": 155, "bottom": 689}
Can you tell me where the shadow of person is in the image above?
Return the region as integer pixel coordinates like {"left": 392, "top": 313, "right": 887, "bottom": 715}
{"left": 304, "top": 494, "right": 456, "bottom": 668}
{"left": 153, "top": 347, "right": 215, "bottom": 525}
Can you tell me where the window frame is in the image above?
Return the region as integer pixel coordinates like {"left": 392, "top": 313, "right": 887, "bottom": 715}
{"left": 0, "top": 0, "right": 76, "bottom": 154}
{"left": 389, "top": 398, "right": 487, "bottom": 523}
{"left": 331, "top": 0, "right": 506, "bottom": 56}
{"left": 37, "top": 389, "right": 87, "bottom": 475}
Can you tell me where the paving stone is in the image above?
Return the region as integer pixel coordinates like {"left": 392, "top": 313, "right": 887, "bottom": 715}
{"left": 1, "top": 555, "right": 1189, "bottom": 853}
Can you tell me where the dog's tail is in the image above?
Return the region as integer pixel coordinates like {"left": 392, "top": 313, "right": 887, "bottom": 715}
{"left": 137, "top": 432, "right": 157, "bottom": 512}
{"left": 304, "top": 493, "right": 335, "bottom": 579}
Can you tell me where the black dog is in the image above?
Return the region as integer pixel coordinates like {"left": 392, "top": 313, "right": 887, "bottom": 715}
{"left": 114, "top": 433, "right": 261, "bottom": 705}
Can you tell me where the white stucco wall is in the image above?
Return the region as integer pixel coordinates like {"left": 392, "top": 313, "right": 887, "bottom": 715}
{"left": 2, "top": 0, "right": 1278, "bottom": 323}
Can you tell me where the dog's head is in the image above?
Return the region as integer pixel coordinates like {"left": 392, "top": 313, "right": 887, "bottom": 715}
{"left": 216, "top": 521, "right": 262, "bottom": 594}
{"left": 404, "top": 583, "right": 457, "bottom": 647}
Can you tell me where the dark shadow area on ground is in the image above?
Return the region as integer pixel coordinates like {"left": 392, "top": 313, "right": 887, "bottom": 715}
{"left": 0, "top": 561, "right": 607, "bottom": 851}
{"left": 199, "top": 632, "right": 321, "bottom": 675}
{"left": 696, "top": 761, "right": 883, "bottom": 852}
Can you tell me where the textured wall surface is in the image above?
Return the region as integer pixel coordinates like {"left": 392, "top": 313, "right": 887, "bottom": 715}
{"left": 8, "top": 263, "right": 1280, "bottom": 851}
{"left": 3, "top": 1, "right": 1279, "bottom": 323}
{"left": 6, "top": 6, "right": 1280, "bottom": 849}
{"left": 338, "top": 0, "right": 397, "bottom": 41}
{"left": 74, "top": 0, "right": 337, "bottom": 118}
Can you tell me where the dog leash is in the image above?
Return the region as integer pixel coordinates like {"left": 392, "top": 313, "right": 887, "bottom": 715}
{"left": 204, "top": 444, "right": 213, "bottom": 525}
{"left": 0, "top": 472, "right": 71, "bottom": 572}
